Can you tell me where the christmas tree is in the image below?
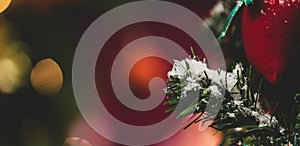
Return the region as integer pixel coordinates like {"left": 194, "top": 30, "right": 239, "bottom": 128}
{"left": 164, "top": 0, "right": 300, "bottom": 145}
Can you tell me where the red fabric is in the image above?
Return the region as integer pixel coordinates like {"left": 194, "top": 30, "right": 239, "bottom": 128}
{"left": 241, "top": 0, "right": 300, "bottom": 85}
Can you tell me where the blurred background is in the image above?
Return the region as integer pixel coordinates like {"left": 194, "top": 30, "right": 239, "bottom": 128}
{"left": 0, "top": 0, "right": 226, "bottom": 146}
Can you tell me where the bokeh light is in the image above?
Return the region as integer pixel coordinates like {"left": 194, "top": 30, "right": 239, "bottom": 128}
{"left": 0, "top": 57, "right": 20, "bottom": 93}
{"left": 67, "top": 116, "right": 117, "bottom": 146}
{"left": 63, "top": 137, "right": 92, "bottom": 146}
{"left": 30, "top": 58, "right": 63, "bottom": 97}
{"left": 0, "top": 17, "right": 32, "bottom": 94}
{"left": 0, "top": 0, "right": 11, "bottom": 13}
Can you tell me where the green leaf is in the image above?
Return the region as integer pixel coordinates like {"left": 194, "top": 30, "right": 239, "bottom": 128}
{"left": 165, "top": 106, "right": 176, "bottom": 114}
{"left": 163, "top": 98, "right": 179, "bottom": 105}
{"left": 176, "top": 104, "right": 197, "bottom": 119}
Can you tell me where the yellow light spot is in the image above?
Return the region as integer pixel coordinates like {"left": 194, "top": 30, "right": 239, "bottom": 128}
{"left": 0, "top": 50, "right": 32, "bottom": 94}
{"left": 0, "top": 58, "right": 18, "bottom": 93}
{"left": 0, "top": 0, "right": 11, "bottom": 13}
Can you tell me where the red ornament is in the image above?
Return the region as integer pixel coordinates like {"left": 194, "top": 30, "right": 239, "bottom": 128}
{"left": 241, "top": 0, "right": 300, "bottom": 85}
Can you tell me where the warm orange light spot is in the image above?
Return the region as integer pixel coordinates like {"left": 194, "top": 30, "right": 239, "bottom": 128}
{"left": 63, "top": 137, "right": 92, "bottom": 146}
{"left": 0, "top": 0, "right": 11, "bottom": 13}
{"left": 30, "top": 58, "right": 63, "bottom": 96}
{"left": 129, "top": 56, "right": 172, "bottom": 99}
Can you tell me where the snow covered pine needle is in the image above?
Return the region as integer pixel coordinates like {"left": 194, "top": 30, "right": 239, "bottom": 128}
{"left": 163, "top": 57, "right": 300, "bottom": 145}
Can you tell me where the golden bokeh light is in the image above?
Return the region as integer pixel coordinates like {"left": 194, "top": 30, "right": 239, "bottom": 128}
{"left": 0, "top": 45, "right": 32, "bottom": 94}
{"left": 0, "top": 17, "right": 32, "bottom": 94}
{"left": 0, "top": 0, "right": 11, "bottom": 13}
{"left": 63, "top": 137, "right": 92, "bottom": 146}
{"left": 30, "top": 58, "right": 63, "bottom": 97}
{"left": 0, "top": 58, "right": 18, "bottom": 93}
